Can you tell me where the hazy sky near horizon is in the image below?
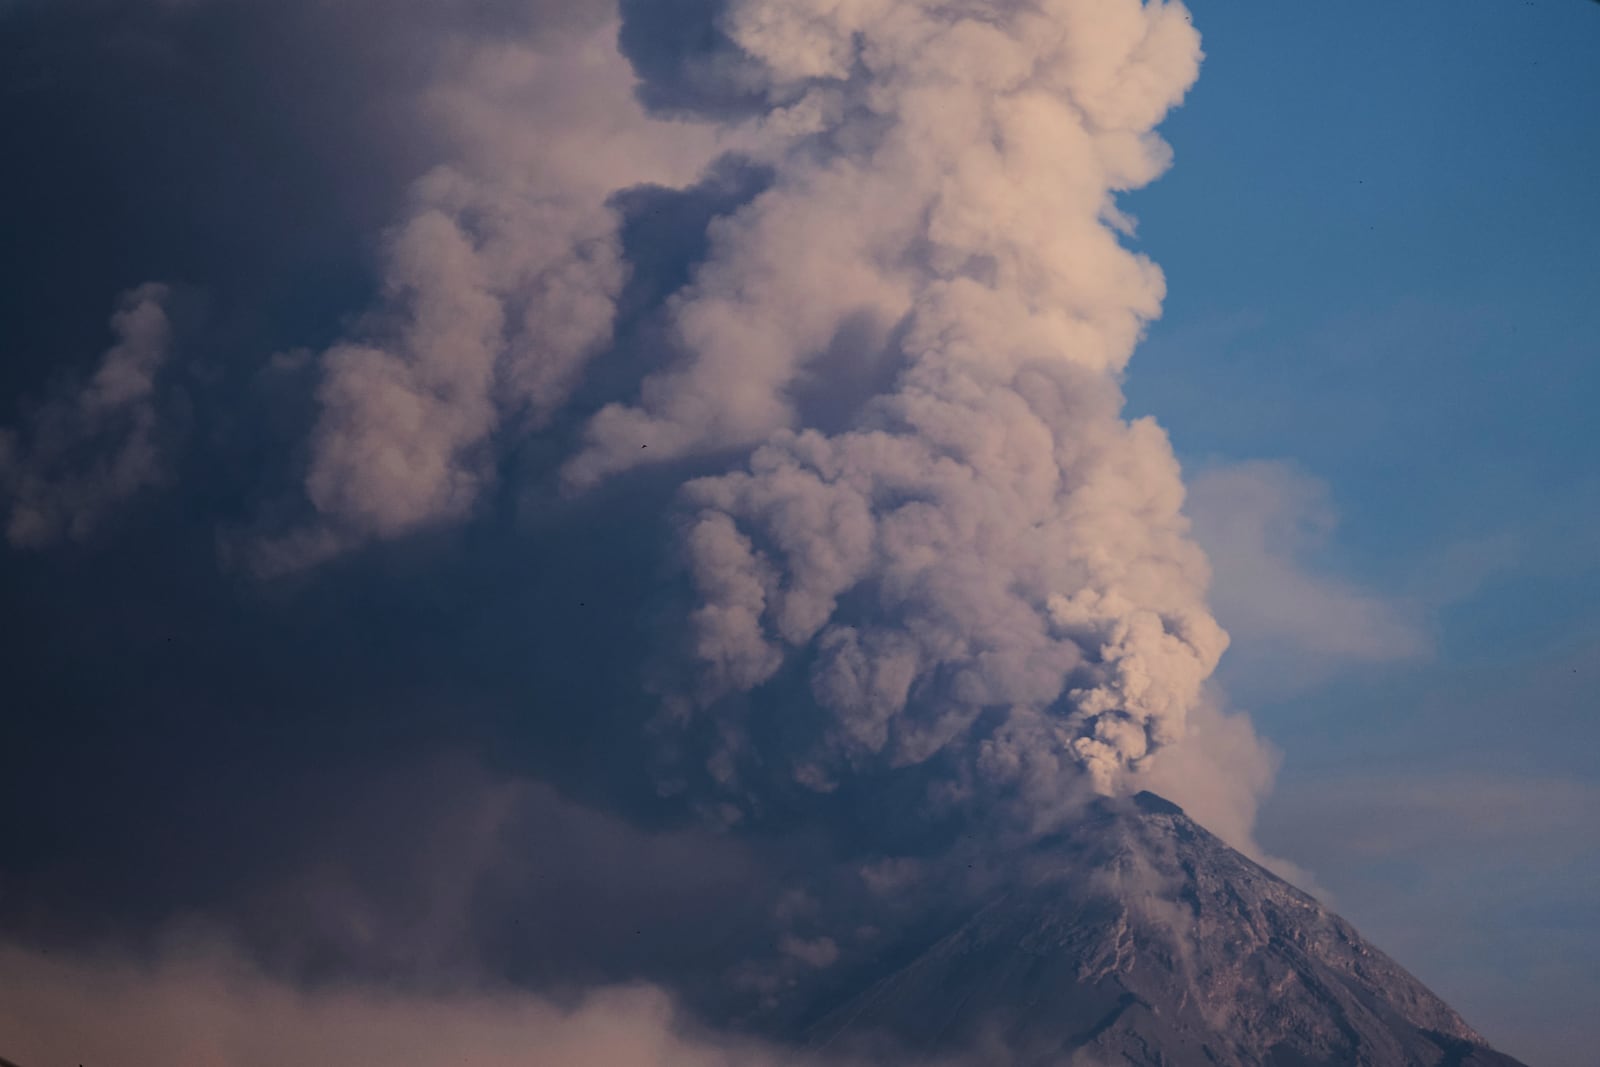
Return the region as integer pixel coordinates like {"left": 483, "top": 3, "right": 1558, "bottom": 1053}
{"left": 0, "top": 2, "right": 1595, "bottom": 1066}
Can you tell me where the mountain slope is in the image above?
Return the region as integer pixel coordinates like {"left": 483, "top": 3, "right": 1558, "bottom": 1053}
{"left": 807, "top": 792, "right": 1526, "bottom": 1067}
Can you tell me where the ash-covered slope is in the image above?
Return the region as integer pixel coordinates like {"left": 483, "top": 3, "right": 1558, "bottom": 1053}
{"left": 807, "top": 793, "right": 1525, "bottom": 1067}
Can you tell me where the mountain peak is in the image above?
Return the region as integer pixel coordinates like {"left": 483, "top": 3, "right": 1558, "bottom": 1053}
{"left": 1129, "top": 789, "right": 1187, "bottom": 817}
{"left": 806, "top": 793, "right": 1526, "bottom": 1066}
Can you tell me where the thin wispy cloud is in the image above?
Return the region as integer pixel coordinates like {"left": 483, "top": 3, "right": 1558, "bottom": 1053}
{"left": 1185, "top": 459, "right": 1431, "bottom": 698}
{"left": 0, "top": 283, "right": 176, "bottom": 547}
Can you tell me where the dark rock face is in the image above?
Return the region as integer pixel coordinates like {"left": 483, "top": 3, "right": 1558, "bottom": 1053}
{"left": 806, "top": 792, "right": 1526, "bottom": 1066}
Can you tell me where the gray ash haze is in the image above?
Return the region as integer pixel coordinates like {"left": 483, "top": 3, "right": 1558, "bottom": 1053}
{"left": 1, "top": 1, "right": 1595, "bottom": 1065}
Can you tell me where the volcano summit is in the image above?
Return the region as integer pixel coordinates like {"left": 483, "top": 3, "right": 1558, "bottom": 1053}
{"left": 805, "top": 793, "right": 1527, "bottom": 1067}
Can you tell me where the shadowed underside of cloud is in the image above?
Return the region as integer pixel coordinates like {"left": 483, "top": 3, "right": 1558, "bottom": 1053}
{"left": 0, "top": 753, "right": 994, "bottom": 1066}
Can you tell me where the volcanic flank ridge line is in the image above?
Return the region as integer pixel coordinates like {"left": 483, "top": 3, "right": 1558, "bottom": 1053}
{"left": 799, "top": 792, "right": 1529, "bottom": 1067}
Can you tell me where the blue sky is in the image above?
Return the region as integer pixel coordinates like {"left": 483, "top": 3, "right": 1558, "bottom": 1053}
{"left": 1126, "top": 3, "right": 1600, "bottom": 1062}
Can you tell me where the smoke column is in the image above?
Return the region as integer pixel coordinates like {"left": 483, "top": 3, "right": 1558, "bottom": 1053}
{"left": 575, "top": 0, "right": 1225, "bottom": 811}
{"left": 258, "top": 12, "right": 723, "bottom": 573}
{"left": 291, "top": 0, "right": 1227, "bottom": 818}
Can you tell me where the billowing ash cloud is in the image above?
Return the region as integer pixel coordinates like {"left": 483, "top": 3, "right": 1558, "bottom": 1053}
{"left": 590, "top": 0, "right": 1228, "bottom": 806}
{"left": 269, "top": 1, "right": 1226, "bottom": 808}
{"left": 255, "top": 10, "right": 725, "bottom": 573}
{"left": 0, "top": 0, "right": 1305, "bottom": 1048}
{"left": 0, "top": 283, "right": 176, "bottom": 547}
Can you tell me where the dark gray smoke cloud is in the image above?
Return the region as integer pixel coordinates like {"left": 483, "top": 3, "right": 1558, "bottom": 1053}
{"left": 246, "top": 0, "right": 1235, "bottom": 825}
{"left": 0, "top": 0, "right": 1280, "bottom": 1059}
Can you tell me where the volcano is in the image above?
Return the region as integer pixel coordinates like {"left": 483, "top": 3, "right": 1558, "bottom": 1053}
{"left": 805, "top": 792, "right": 1526, "bottom": 1066}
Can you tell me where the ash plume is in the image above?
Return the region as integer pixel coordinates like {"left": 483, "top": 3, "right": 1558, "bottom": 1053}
{"left": 264, "top": 0, "right": 1230, "bottom": 818}
{"left": 0, "top": 3, "right": 1563, "bottom": 1065}
{"left": 584, "top": 0, "right": 1229, "bottom": 811}
{"left": 255, "top": 8, "right": 724, "bottom": 573}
